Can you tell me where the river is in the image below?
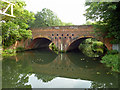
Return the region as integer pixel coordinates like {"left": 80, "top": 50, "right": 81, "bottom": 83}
{"left": 2, "top": 49, "right": 119, "bottom": 88}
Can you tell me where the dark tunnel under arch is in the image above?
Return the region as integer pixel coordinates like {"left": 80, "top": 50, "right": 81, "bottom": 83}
{"left": 67, "top": 37, "right": 107, "bottom": 52}
{"left": 29, "top": 37, "right": 52, "bottom": 50}
{"left": 67, "top": 37, "right": 90, "bottom": 52}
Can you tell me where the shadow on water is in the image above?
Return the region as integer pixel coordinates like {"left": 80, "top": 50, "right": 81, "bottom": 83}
{"left": 2, "top": 49, "right": 119, "bottom": 88}
{"left": 16, "top": 49, "right": 58, "bottom": 65}
{"left": 67, "top": 51, "right": 101, "bottom": 68}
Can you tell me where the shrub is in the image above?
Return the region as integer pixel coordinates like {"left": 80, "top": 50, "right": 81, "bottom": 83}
{"left": 101, "top": 54, "right": 119, "bottom": 72}
{"left": 2, "top": 49, "right": 16, "bottom": 57}
{"left": 16, "top": 47, "right": 25, "bottom": 52}
{"left": 107, "top": 50, "right": 119, "bottom": 55}
{"left": 3, "top": 49, "right": 16, "bottom": 54}
{"left": 49, "top": 43, "right": 58, "bottom": 51}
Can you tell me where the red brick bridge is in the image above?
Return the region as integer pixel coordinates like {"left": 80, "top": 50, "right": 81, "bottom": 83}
{"left": 14, "top": 25, "right": 112, "bottom": 51}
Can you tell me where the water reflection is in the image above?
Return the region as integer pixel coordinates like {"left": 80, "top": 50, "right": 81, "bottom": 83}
{"left": 67, "top": 52, "right": 100, "bottom": 68}
{"left": 2, "top": 49, "right": 119, "bottom": 88}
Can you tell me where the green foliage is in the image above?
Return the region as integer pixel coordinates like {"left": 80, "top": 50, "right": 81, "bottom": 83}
{"left": 96, "top": 48, "right": 104, "bottom": 54}
{"left": 29, "top": 8, "right": 62, "bottom": 27}
{"left": 101, "top": 54, "right": 119, "bottom": 72}
{"left": 2, "top": 49, "right": 16, "bottom": 57}
{"left": 19, "top": 29, "right": 32, "bottom": 39}
{"left": 35, "top": 73, "right": 55, "bottom": 82}
{"left": 84, "top": 2, "right": 120, "bottom": 44}
{"left": 92, "top": 41, "right": 104, "bottom": 54}
{"left": 1, "top": 0, "right": 35, "bottom": 48}
{"left": 49, "top": 43, "right": 65, "bottom": 53}
{"left": 16, "top": 47, "right": 25, "bottom": 52}
{"left": 107, "top": 50, "right": 119, "bottom": 55}
{"left": 83, "top": 21, "right": 93, "bottom": 25}
{"left": 49, "top": 43, "right": 59, "bottom": 54}
{"left": 29, "top": 8, "right": 73, "bottom": 28}
{"left": 62, "top": 22, "right": 74, "bottom": 26}
{"left": 3, "top": 49, "right": 16, "bottom": 54}
{"left": 79, "top": 38, "right": 106, "bottom": 57}
{"left": 101, "top": 49, "right": 119, "bottom": 72}
{"left": 0, "top": 36, "right": 2, "bottom": 46}
{"left": 79, "top": 43, "right": 99, "bottom": 57}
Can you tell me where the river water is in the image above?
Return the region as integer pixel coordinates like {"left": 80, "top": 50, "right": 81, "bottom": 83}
{"left": 2, "top": 49, "right": 119, "bottom": 88}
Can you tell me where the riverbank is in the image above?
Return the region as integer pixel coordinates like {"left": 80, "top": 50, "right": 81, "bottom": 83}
{"left": 0, "top": 47, "right": 2, "bottom": 60}
{"left": 2, "top": 49, "right": 16, "bottom": 57}
{"left": 101, "top": 50, "right": 119, "bottom": 73}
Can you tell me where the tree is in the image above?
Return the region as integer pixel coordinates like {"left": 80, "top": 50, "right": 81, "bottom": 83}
{"left": 35, "top": 73, "right": 55, "bottom": 83}
{"left": 62, "top": 22, "right": 74, "bottom": 26}
{"left": 29, "top": 8, "right": 62, "bottom": 28}
{"left": 29, "top": 8, "right": 73, "bottom": 28}
{"left": 1, "top": 0, "right": 35, "bottom": 48}
{"left": 83, "top": 21, "right": 93, "bottom": 25}
{"left": 84, "top": 2, "right": 120, "bottom": 44}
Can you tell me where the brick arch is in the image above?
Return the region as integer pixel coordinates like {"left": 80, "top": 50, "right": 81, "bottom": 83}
{"left": 27, "top": 37, "right": 52, "bottom": 50}
{"left": 33, "top": 35, "right": 52, "bottom": 41}
{"left": 67, "top": 36, "right": 93, "bottom": 51}
{"left": 66, "top": 36, "right": 107, "bottom": 52}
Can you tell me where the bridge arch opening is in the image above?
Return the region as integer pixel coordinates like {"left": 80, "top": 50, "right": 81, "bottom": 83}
{"left": 67, "top": 37, "right": 107, "bottom": 57}
{"left": 67, "top": 37, "right": 90, "bottom": 52}
{"left": 29, "top": 37, "right": 52, "bottom": 50}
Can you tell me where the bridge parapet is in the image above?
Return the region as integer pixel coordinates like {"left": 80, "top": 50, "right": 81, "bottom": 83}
{"left": 31, "top": 25, "right": 92, "bottom": 30}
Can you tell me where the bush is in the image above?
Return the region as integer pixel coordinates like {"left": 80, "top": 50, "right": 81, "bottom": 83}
{"left": 16, "top": 47, "right": 25, "bottom": 52}
{"left": 79, "top": 38, "right": 106, "bottom": 57}
{"left": 3, "top": 49, "right": 16, "bottom": 54}
{"left": 49, "top": 43, "right": 58, "bottom": 51}
{"left": 2, "top": 49, "right": 16, "bottom": 57}
{"left": 101, "top": 54, "right": 119, "bottom": 72}
{"left": 107, "top": 50, "right": 119, "bottom": 55}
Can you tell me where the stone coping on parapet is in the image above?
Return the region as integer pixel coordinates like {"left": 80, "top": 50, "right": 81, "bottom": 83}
{"left": 30, "top": 25, "right": 93, "bottom": 30}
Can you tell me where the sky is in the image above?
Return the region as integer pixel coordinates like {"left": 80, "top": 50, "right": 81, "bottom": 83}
{"left": 24, "top": 0, "right": 87, "bottom": 25}
{"left": 26, "top": 74, "right": 91, "bottom": 88}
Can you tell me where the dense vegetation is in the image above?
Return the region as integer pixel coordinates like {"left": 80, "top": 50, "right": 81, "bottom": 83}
{"left": 84, "top": 1, "right": 120, "bottom": 72}
{"left": 101, "top": 50, "right": 119, "bottom": 72}
{"left": 1, "top": 0, "right": 35, "bottom": 49}
{"left": 84, "top": 2, "right": 120, "bottom": 44}
{"left": 1, "top": 0, "right": 73, "bottom": 56}
{"left": 79, "top": 38, "right": 106, "bottom": 58}
{"left": 0, "top": 36, "right": 2, "bottom": 46}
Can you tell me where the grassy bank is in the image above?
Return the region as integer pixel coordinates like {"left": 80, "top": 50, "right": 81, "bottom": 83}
{"left": 2, "top": 47, "right": 25, "bottom": 57}
{"left": 101, "top": 50, "right": 119, "bottom": 73}
{"left": 2, "top": 49, "right": 16, "bottom": 57}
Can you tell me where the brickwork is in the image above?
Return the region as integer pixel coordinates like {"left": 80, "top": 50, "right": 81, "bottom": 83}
{"left": 10, "top": 25, "right": 112, "bottom": 51}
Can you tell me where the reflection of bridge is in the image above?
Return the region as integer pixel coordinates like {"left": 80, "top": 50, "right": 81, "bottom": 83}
{"left": 14, "top": 50, "right": 118, "bottom": 85}
{"left": 11, "top": 25, "right": 113, "bottom": 51}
